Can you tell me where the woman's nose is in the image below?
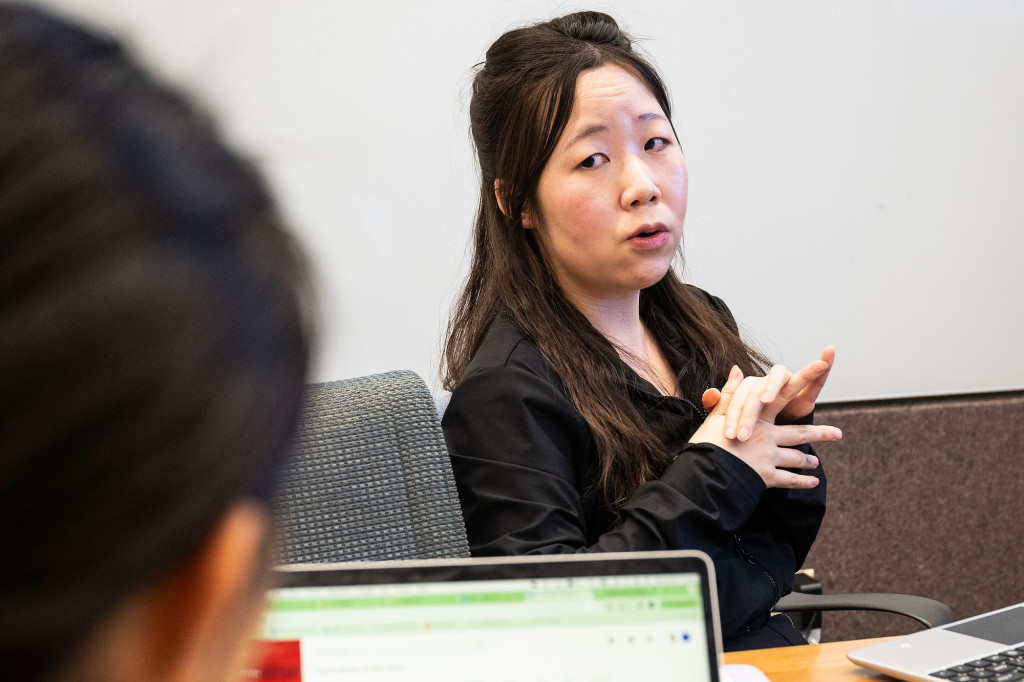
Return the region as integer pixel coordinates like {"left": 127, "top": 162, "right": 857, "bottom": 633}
{"left": 620, "top": 158, "right": 661, "bottom": 209}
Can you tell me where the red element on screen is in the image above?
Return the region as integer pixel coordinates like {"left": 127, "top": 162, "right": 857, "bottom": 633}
{"left": 250, "top": 640, "right": 302, "bottom": 681}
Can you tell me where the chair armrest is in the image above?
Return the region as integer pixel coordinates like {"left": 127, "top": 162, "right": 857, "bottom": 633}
{"left": 775, "top": 592, "right": 957, "bottom": 629}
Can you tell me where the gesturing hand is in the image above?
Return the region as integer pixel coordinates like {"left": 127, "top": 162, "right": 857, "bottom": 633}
{"left": 772, "top": 346, "right": 835, "bottom": 425}
{"left": 701, "top": 347, "right": 836, "bottom": 440}
{"left": 690, "top": 364, "right": 842, "bottom": 489}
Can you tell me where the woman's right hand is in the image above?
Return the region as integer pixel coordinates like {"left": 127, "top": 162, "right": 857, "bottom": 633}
{"left": 689, "top": 366, "right": 842, "bottom": 489}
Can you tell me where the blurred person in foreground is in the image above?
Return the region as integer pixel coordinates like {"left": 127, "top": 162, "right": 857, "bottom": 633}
{"left": 0, "top": 4, "right": 313, "bottom": 681}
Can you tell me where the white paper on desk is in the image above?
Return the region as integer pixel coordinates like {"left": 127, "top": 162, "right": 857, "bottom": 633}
{"left": 721, "top": 663, "right": 772, "bottom": 682}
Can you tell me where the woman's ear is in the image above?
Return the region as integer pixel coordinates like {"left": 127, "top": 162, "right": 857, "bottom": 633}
{"left": 495, "top": 179, "right": 536, "bottom": 230}
{"left": 493, "top": 179, "right": 508, "bottom": 216}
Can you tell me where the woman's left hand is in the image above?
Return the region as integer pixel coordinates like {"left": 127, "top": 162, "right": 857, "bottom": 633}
{"left": 701, "top": 346, "right": 836, "bottom": 440}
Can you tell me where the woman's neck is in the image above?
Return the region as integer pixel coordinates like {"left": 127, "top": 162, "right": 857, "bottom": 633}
{"left": 568, "top": 290, "right": 681, "bottom": 397}
{"left": 569, "top": 290, "right": 645, "bottom": 355}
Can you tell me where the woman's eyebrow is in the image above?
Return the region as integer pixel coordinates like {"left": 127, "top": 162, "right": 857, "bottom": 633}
{"left": 566, "top": 112, "right": 668, "bottom": 149}
{"left": 639, "top": 111, "right": 667, "bottom": 123}
{"left": 566, "top": 124, "right": 607, "bottom": 149}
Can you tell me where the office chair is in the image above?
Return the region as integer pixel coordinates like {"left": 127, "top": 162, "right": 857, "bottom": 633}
{"left": 275, "top": 371, "right": 469, "bottom": 563}
{"left": 275, "top": 370, "right": 955, "bottom": 636}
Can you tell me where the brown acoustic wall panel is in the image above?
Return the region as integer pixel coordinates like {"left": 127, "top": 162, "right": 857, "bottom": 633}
{"left": 806, "top": 392, "right": 1024, "bottom": 642}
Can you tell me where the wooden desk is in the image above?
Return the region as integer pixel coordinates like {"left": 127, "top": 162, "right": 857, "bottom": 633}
{"left": 724, "top": 637, "right": 895, "bottom": 681}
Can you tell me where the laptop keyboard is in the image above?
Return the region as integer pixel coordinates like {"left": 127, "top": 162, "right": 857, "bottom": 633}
{"left": 931, "top": 647, "right": 1024, "bottom": 681}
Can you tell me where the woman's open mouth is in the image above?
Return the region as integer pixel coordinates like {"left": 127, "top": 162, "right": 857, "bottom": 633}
{"left": 628, "top": 225, "right": 670, "bottom": 249}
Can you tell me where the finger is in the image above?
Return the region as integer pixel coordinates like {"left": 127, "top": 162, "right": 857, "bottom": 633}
{"left": 760, "top": 359, "right": 828, "bottom": 422}
{"left": 773, "top": 424, "right": 843, "bottom": 448}
{"left": 735, "top": 366, "right": 789, "bottom": 441}
{"left": 773, "top": 448, "right": 821, "bottom": 471}
{"left": 819, "top": 345, "right": 836, "bottom": 367}
{"left": 789, "top": 346, "right": 836, "bottom": 406}
{"left": 724, "top": 376, "right": 762, "bottom": 440}
{"left": 759, "top": 364, "right": 793, "bottom": 404}
{"left": 801, "top": 346, "right": 836, "bottom": 403}
{"left": 711, "top": 366, "right": 743, "bottom": 417}
{"left": 766, "top": 470, "right": 820, "bottom": 490}
{"left": 701, "top": 388, "right": 721, "bottom": 411}
{"left": 779, "top": 360, "right": 827, "bottom": 404}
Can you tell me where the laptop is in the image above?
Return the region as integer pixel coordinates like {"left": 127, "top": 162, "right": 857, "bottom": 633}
{"left": 848, "top": 603, "right": 1024, "bottom": 681}
{"left": 248, "top": 550, "right": 768, "bottom": 682}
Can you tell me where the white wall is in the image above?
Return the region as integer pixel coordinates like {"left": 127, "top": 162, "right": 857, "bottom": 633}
{"left": 37, "top": 0, "right": 1024, "bottom": 401}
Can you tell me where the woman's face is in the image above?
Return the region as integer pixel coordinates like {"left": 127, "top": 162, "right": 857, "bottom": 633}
{"left": 528, "top": 64, "right": 688, "bottom": 307}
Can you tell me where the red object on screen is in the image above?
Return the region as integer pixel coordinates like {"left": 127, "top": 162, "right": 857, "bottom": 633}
{"left": 248, "top": 640, "right": 301, "bottom": 682}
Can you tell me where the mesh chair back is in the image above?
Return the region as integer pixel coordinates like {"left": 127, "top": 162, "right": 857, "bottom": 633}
{"left": 276, "top": 370, "right": 470, "bottom": 563}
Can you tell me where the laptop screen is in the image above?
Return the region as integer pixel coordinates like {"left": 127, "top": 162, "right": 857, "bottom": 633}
{"left": 249, "top": 551, "right": 722, "bottom": 682}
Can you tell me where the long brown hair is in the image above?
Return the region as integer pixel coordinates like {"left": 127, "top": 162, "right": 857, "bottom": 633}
{"left": 443, "top": 11, "right": 768, "bottom": 512}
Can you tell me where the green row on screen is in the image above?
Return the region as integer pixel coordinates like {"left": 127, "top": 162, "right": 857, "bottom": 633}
{"left": 267, "top": 584, "right": 700, "bottom": 613}
{"left": 261, "top": 606, "right": 705, "bottom": 637}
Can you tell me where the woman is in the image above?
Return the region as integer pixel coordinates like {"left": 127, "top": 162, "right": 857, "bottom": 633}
{"left": 441, "top": 11, "right": 840, "bottom": 651}
{"left": 0, "top": 5, "right": 312, "bottom": 681}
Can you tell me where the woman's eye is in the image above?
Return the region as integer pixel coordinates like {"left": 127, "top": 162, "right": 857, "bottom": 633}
{"left": 645, "top": 137, "right": 669, "bottom": 151}
{"left": 578, "top": 153, "right": 606, "bottom": 169}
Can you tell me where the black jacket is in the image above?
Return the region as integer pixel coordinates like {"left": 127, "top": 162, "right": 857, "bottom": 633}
{"left": 441, "top": 293, "right": 826, "bottom": 643}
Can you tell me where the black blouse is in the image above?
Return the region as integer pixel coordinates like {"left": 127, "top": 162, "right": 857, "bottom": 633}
{"left": 441, "top": 291, "right": 826, "bottom": 644}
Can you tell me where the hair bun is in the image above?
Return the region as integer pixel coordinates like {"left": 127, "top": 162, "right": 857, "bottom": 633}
{"left": 548, "top": 11, "right": 631, "bottom": 50}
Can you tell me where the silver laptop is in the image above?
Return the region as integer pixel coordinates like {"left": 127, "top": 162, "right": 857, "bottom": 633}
{"left": 249, "top": 550, "right": 767, "bottom": 682}
{"left": 849, "top": 603, "right": 1024, "bottom": 681}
